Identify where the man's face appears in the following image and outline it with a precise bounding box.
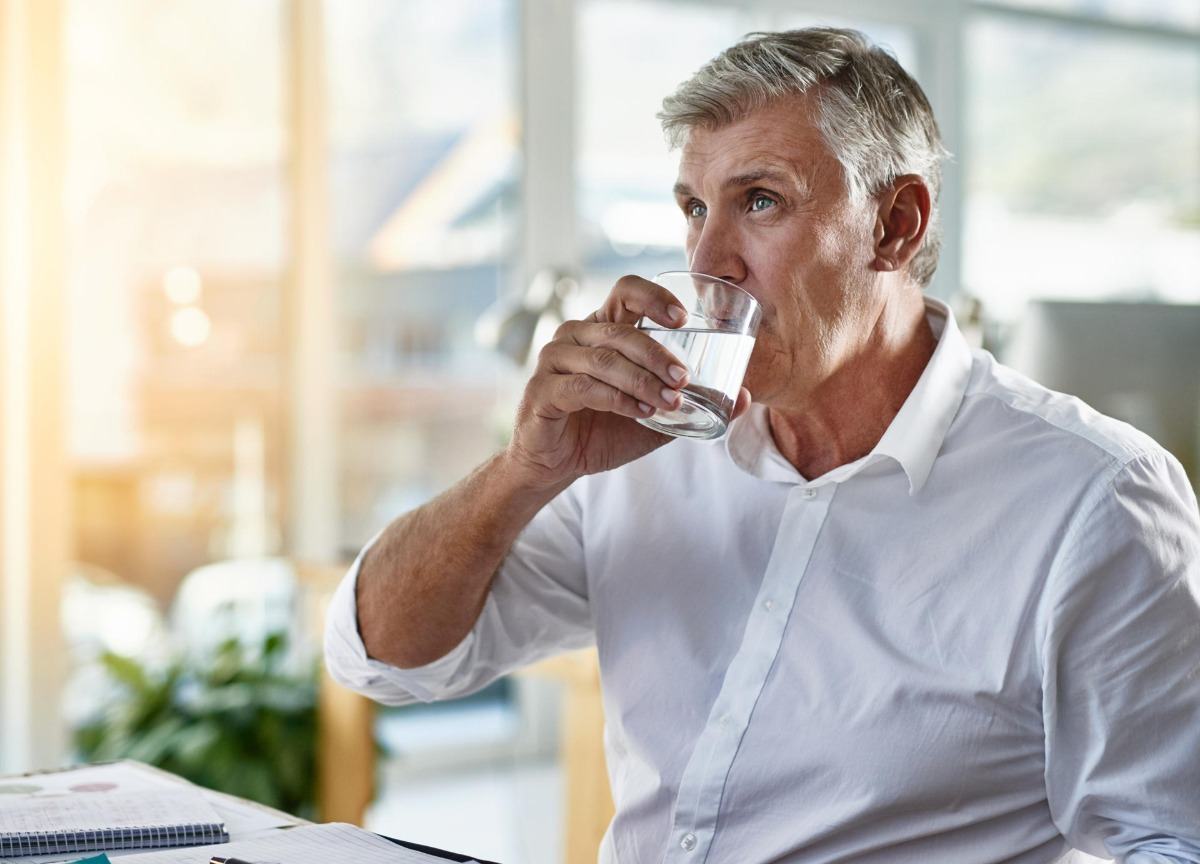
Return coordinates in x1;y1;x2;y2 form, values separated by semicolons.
673;94;880;405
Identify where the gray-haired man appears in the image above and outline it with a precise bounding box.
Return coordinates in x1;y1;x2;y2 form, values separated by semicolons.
327;28;1200;863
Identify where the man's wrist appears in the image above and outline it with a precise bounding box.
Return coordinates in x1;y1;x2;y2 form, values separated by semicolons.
490;446;576;511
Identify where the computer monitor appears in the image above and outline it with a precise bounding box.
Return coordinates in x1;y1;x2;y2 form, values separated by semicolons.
1000;300;1200;493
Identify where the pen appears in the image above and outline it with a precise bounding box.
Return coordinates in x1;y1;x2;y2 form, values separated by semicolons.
209;857;256;864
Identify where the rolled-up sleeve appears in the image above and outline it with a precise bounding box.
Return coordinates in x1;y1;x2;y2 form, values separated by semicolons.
323;479;594;706
1041;450;1200;862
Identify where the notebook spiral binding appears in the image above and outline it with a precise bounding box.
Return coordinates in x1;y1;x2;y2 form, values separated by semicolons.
0;821;229;857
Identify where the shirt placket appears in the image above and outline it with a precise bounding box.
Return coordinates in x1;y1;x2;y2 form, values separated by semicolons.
664;482;835;863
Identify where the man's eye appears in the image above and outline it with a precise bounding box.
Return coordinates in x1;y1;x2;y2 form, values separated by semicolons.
687;201;707;219
750;194;776;212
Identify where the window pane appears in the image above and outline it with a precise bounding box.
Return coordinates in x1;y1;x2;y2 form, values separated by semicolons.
981;0;1200;32
964;17;1200;320
66;0;286;605
326;0;520;551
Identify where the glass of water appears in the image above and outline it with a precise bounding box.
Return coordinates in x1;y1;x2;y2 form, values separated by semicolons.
636;271;761;440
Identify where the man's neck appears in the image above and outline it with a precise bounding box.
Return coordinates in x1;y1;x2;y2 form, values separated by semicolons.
766;294;937;481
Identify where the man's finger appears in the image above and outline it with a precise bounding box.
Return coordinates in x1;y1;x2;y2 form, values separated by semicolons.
589;275;688;328
551;320;689;391
540;343;684;412
544;373;657;420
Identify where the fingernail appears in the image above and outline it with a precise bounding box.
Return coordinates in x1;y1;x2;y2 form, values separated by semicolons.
668;364;687;383
638;402;654;415
670;306;687;323
660;387;680;407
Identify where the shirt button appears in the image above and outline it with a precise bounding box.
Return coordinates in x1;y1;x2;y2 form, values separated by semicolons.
680;833;697;852
801;488;817;499
763;599;775;612
718;714;731;727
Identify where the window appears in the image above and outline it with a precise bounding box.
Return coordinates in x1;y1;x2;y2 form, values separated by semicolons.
66;0;287;604
964;12;1200;321
982;0;1199;31
326;0;522;552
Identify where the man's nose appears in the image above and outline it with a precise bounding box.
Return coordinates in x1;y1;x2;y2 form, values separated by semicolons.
688;221;747;284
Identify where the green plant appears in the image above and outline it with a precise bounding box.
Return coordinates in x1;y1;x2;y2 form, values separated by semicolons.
74;632;318;818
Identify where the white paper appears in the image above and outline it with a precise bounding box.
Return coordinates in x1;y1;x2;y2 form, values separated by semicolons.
203;795;295;838
0;765;200;801
116;822;478;864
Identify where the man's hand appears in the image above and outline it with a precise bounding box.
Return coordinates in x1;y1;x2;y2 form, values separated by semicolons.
503;275;752;490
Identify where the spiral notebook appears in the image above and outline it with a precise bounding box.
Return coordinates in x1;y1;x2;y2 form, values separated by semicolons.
0;763;228;858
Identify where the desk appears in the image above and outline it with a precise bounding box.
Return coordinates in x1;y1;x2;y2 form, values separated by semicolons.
0;761;499;864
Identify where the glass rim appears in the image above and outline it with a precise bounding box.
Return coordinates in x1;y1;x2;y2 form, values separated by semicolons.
653;270;760;310
647;270;762;335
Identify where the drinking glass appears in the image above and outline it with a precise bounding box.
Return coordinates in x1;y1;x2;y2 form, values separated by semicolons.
636;271;761;440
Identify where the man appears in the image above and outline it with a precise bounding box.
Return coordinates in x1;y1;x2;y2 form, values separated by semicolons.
326;28;1200;863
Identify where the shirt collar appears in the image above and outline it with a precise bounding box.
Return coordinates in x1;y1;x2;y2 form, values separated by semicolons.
724;296;974;495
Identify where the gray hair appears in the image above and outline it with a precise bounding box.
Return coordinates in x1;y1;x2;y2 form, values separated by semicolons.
658;28;950;288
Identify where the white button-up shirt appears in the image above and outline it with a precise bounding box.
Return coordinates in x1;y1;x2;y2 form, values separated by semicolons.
326;298;1200;864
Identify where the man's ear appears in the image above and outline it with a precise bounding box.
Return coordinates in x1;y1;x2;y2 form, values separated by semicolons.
871;175;931;274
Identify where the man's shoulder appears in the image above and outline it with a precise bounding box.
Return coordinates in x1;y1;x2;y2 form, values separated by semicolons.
957;349;1166;478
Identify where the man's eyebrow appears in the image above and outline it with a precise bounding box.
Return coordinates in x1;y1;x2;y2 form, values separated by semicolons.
726;168;800;190
673;168;802;199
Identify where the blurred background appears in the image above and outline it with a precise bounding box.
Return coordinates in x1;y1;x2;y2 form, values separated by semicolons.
0;0;1196;862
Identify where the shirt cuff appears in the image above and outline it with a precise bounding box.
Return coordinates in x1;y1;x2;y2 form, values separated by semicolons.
323;530;476;705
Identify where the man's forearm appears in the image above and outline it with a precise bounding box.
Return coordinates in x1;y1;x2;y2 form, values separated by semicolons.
355;451;571;669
